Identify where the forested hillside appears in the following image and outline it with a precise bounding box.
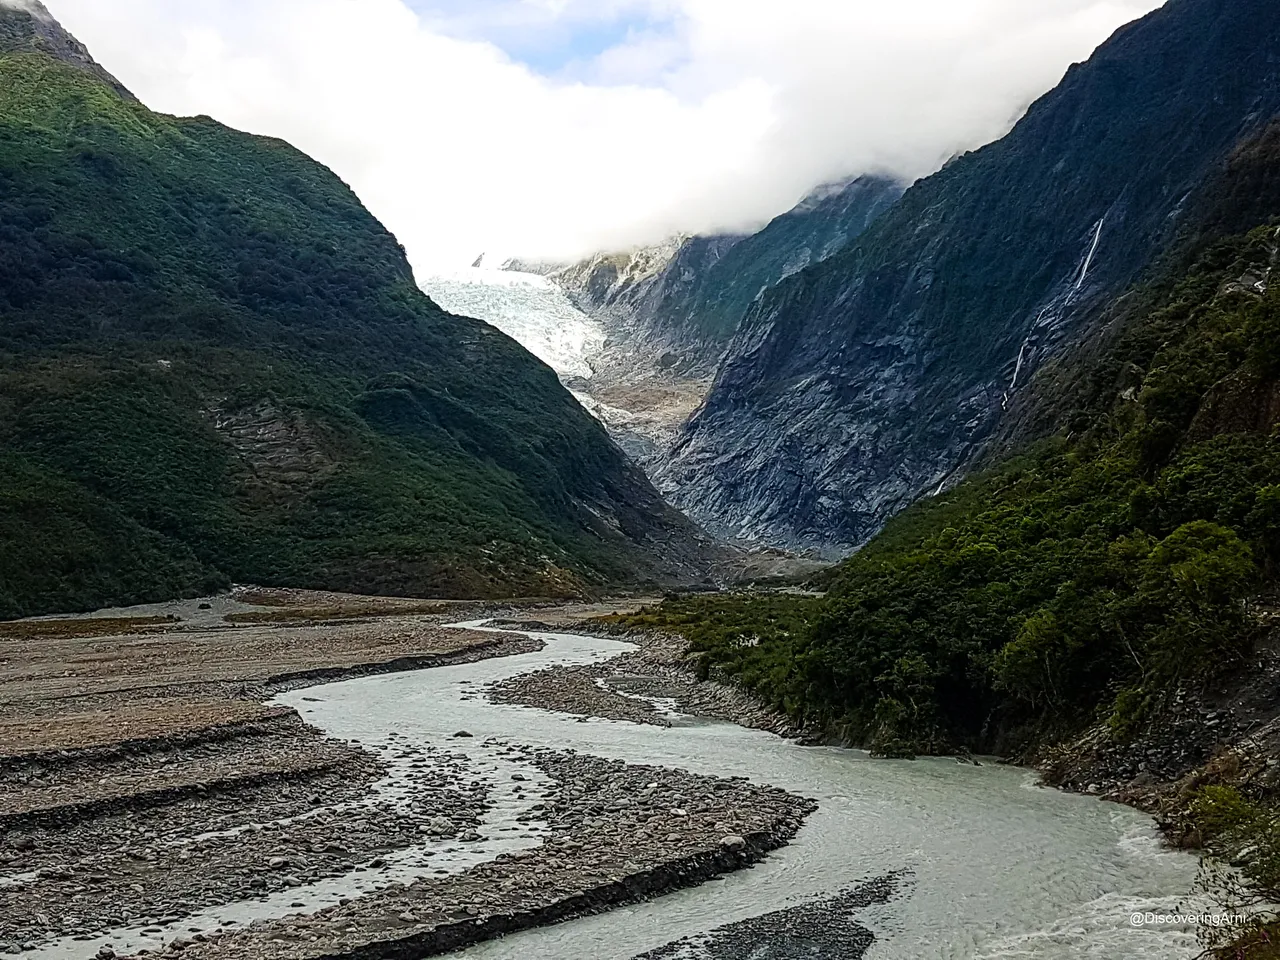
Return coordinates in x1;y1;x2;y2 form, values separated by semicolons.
0;8;717;618
623;222;1280;756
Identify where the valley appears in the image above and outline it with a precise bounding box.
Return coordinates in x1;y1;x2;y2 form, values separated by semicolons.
1;592;1201;960
3;0;1280;955
421;265;712;468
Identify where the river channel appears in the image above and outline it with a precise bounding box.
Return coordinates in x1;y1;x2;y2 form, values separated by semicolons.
295;622;1204;960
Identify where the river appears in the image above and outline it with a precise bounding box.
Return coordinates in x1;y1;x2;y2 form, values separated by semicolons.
28;620;1204;959
276;622;1203;960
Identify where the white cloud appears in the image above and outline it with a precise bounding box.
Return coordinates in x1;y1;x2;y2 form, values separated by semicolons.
46;0;1163;271
0;0;52;14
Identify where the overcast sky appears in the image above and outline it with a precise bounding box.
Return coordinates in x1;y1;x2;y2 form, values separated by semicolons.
46;0;1164;272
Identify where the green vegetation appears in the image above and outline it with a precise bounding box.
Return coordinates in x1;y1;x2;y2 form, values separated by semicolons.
0;47;696;618
1177;783;1280;957
607;593;822;685
619;226;1280;758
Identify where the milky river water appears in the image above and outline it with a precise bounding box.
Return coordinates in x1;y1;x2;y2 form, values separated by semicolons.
32;622;1207;959
298;623;1205;960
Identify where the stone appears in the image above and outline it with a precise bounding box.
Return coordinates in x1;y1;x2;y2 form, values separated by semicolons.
720;835;748;852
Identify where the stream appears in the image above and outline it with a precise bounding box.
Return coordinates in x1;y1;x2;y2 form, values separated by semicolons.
34;621;1207;958
296;622;1205;959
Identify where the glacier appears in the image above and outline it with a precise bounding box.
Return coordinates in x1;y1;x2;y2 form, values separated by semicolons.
420;267;605;382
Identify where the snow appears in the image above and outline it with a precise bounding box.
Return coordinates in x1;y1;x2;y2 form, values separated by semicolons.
420;268;606;382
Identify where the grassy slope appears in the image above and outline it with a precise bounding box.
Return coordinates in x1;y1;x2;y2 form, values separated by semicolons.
0;53;703;618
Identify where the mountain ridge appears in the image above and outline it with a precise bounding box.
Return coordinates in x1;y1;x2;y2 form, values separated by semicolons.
0;17;721;618
541;175;905;374
0;0;134;98
486;176;904;472
658;0;1280;556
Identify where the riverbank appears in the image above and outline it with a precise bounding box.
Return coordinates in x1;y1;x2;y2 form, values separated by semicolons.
558;601;1280;955
488;621;795;737
0;591;820;959
167;749;814;960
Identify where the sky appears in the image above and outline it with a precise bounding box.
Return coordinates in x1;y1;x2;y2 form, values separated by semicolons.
43;0;1166;273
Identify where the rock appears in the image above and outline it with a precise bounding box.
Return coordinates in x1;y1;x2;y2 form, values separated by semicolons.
427;816;454;835
720;835;748;852
1231;845;1259;867
452;731;475;738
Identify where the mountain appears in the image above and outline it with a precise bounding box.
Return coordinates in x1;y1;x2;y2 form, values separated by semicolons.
499;176;903;469
0;0;132;97
622;153;1280;956
658;0;1280;556
545;175;904;375
0;3;721;618
629;213;1280;755
544;234;747;375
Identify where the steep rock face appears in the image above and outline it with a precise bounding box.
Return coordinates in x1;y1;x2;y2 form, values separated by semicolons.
548;234;747;374
0;0;134;98
499;177;902;471
991;120;1280;455
673;176;906;348
544;175;904;375
659;0;1280;555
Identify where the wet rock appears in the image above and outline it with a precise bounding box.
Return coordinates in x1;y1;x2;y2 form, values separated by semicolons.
636;874;903;960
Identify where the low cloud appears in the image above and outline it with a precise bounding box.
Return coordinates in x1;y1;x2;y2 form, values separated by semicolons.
0;0;52;15
48;0;1164;271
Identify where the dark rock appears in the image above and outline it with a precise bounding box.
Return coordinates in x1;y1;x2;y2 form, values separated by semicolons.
658;0;1280;555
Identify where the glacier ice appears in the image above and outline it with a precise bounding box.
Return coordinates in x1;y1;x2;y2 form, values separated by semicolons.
420;268;606;382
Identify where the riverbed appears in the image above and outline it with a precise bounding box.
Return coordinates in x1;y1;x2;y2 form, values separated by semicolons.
273;621;1203;960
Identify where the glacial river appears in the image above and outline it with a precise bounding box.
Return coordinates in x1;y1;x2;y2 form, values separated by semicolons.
296;623;1204;960
34;622;1206;959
